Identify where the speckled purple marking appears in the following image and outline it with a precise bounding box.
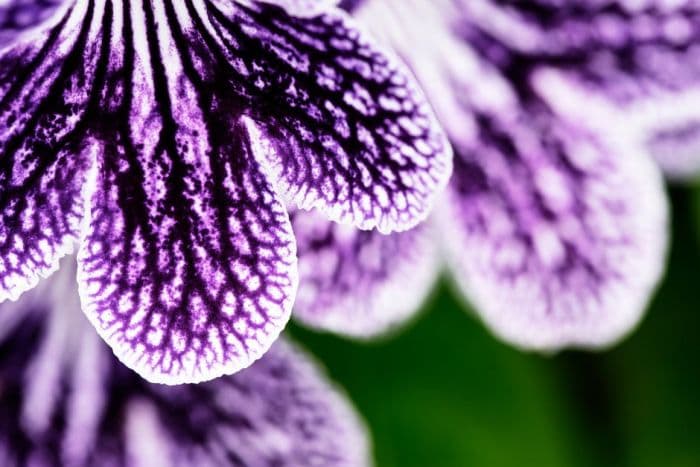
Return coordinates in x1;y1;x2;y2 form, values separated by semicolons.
0;0;451;382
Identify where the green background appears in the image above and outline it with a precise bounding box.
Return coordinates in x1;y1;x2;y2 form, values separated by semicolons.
289;187;700;467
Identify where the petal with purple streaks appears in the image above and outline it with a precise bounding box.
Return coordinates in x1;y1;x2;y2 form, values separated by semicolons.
437;109;668;350
78;116;297;384
0;262;370;466
292;208;438;338
0;2;97;304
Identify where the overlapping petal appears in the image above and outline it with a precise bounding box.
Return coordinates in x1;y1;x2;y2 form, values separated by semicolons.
0;261;371;466
0;0;450;381
292;208;438;337
356;0;670;349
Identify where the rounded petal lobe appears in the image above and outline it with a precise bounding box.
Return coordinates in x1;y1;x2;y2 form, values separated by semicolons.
437;110;669;350
209;1;451;233
292;208;438;338
0;263;370;467
78;116;297;383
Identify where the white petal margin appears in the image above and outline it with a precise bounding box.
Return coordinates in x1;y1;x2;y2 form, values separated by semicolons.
250;0;340;17
0;257;372;467
291;208;439;338
436;120;669;351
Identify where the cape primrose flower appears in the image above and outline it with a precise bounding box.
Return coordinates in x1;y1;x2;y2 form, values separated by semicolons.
0;0;451;383
292;0;689;350
0;259;370;466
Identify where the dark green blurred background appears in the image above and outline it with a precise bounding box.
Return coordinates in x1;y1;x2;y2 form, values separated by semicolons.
289;187;700;467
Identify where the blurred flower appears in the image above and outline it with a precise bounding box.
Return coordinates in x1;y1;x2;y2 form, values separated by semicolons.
0;258;371;467
0;0;451;383
294;0;687;351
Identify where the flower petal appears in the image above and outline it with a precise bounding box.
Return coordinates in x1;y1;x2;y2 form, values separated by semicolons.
78;117;297;384
437;108;668;350
0;263;370;467
0;3;97;304
292;208;438;338
211;0;451;233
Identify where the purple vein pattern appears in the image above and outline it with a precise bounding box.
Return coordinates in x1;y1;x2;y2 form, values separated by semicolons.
0;261;370;467
352;0;670;349
291;208;438;337
0;0;451;383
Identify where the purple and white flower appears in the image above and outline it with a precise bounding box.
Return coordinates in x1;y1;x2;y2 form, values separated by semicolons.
0;259;370;467
291;0;693;351
0;0;451;383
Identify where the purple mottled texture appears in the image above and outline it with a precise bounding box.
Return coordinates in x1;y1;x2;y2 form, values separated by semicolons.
0;262;370;466
291;208;437;337
355;0;669;349
0;0;450;382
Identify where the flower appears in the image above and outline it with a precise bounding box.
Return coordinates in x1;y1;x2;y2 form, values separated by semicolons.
0;258;371;466
0;0;451;383
291;0;694;351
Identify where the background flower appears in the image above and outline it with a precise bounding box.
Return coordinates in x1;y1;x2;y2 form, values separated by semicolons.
306;0;680;351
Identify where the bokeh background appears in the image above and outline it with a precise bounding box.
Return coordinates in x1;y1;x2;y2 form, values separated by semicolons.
290;187;700;467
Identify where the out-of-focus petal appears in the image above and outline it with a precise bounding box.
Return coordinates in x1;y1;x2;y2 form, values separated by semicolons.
0;260;371;466
437;108;668;350
291;208;438;338
0;0;66;46
357;0;669;350
477;0;700;179
360;0;700;178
